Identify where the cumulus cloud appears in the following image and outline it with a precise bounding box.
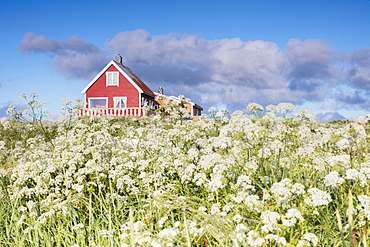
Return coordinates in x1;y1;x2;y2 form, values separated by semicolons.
347;48;370;90
337;91;366;105
333;90;370;111
106;29;288;89
18;30;370;115
19;32;110;79
285;39;342;103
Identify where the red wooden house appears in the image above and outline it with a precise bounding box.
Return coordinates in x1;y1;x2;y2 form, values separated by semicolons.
80;55;203;119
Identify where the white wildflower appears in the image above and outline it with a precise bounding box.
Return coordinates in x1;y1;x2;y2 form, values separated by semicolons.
246;231;265;247
6;104;16;115
291;183;305;195
98;230;113;238
198;206;207;213
157;227;179;240
324;171;345;187
158;216;168;228
72;223;85;230
245;195;263;212
233;214;243;223
265;234;287;245
297;109;316;121
266;104;278;113
361;167;370;179
17;214;27;225
210;203;221;215
236;175;254;190
358;195;370;220
327;154;351;167
304;188;332;206
346;169;367;184
26;200;37;209
260;210;281;233
72;184;84;193
336;138;350;149
271;179;292;199
282;208;304;227
193;173;208;186
18;206;27;212
246;103;264;113
277;102;295;114
297;233;319;246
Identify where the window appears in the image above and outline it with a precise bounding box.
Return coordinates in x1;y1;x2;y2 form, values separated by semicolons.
141;97;148;107
89;98;107;108
194;107;201;116
106;72;119;86
114;97;127;108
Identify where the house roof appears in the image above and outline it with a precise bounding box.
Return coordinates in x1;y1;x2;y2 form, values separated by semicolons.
81;60;155;96
113;60;154;96
154;92;203;110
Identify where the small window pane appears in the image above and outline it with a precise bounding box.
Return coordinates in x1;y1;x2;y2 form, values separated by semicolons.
113;73;118;84
107;73;112;84
107;72;118;86
90;99;107;108
114;98;126;108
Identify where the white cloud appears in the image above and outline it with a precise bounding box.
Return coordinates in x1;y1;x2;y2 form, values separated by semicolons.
19;32;110;79
106;30;288;89
18;30;370;115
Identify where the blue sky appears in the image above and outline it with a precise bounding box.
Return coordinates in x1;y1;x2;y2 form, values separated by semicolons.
1;0;370;121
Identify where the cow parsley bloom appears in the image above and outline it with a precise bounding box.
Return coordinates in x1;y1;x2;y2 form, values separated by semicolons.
304;188;332;206
324;171;345;187
357;195;370;220
346;169;366;182
260;210;281;233
98;230;113;238
231;223;248;245
265;234;287;245
261;210;280;224
282;208;304;227
157;227;180;241
297;109;316;121
336;138;350;149
246;103;264;113
246;231;265;247
270;178;303;207
297;233;319;246
158;216;168;228
72;224;85;230
236;175;255;190
210;203;221;215
233;214;243;223
327;154;351;167
277;102;296;115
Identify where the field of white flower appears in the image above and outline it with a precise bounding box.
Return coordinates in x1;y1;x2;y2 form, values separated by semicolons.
1;98;370;246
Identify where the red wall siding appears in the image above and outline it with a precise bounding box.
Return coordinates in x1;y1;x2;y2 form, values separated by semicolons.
85;65;140;108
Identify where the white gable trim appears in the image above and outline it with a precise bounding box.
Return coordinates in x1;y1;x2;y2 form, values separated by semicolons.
81;60;144;94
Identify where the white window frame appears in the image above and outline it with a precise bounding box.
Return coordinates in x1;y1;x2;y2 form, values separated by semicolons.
88;97;108;108
113;97;127;108
106;71;119;86
141;97;148;107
